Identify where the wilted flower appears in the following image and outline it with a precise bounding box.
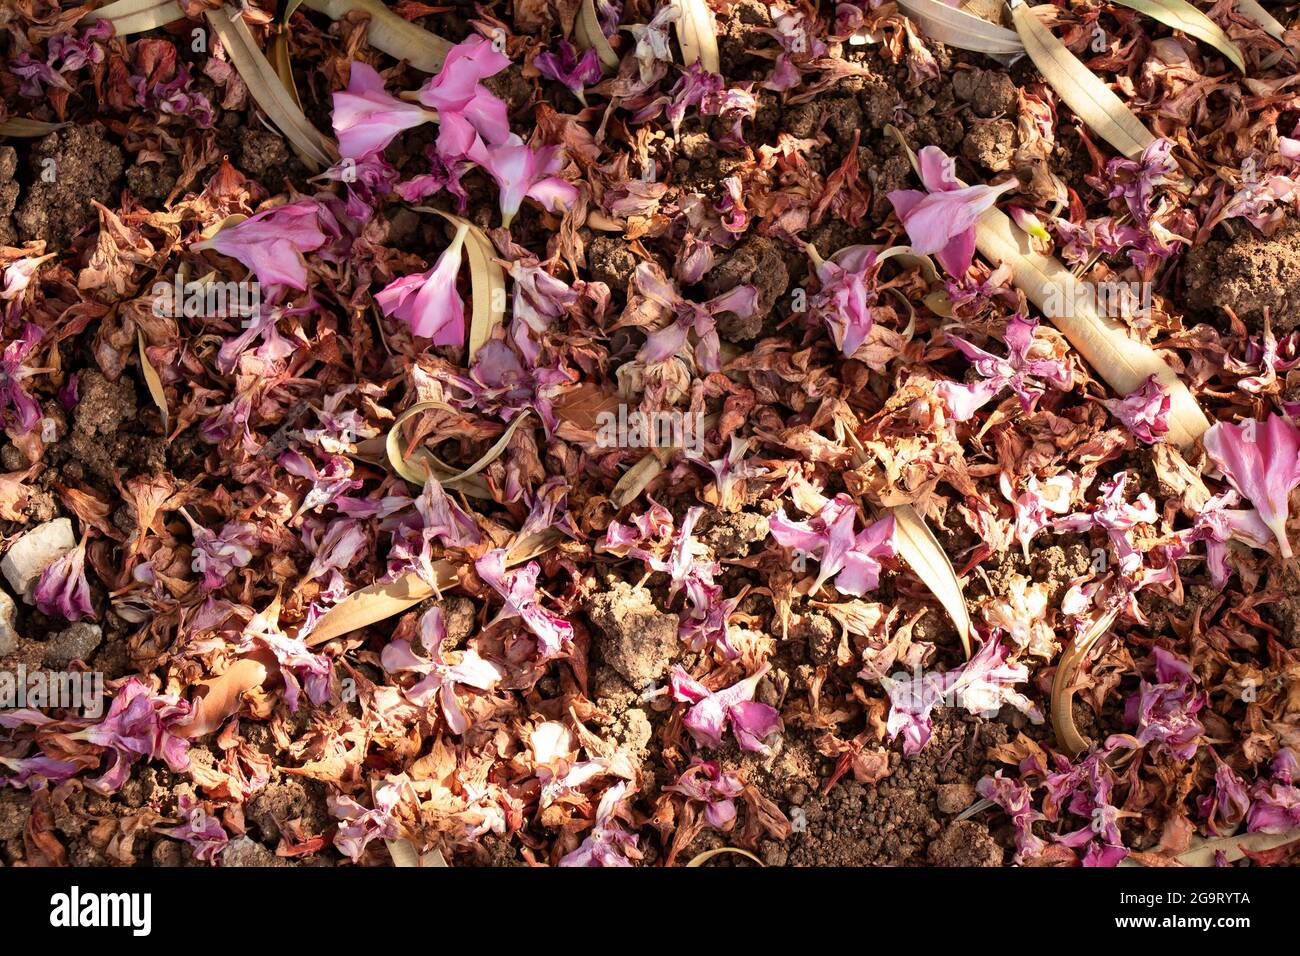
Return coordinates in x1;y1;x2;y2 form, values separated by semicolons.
665;759;744;830
624;5;680;84
72;678;191;794
1198;756;1250;836
669;664;783;755
34;537;93;622
387;478;481;586
1096;138;1179;227
559;781;641;867
977;771;1046;862
769;493;895;596
0;323;44;433
329;775;417;862
880;637;1041;756
382;607;504;734
632;261;758;373
184;514;256;592
888;146;1016;275
235;603;332;713
332;61;436;159
375;222;468;344
807;244;884;358
475;549;573;659
191;199;333;291
416;36;511;154
938;315;1072;421
157;794;229;862
1101;375;1170;444
534;41;604;104
0;753;82;789
1124;648;1205;760
1248;749;1300;834
1054;472;1157;575
1182;490;1272;589
1203;413;1300;557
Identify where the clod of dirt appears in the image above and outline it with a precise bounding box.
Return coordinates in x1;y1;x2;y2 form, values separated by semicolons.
246;778;329;843
935;782;978;814
790;612;837;664
0;146;19;246
126;160;178;202
15;124;125;248
1184;218;1300;329
952;68;1018;118
702;235;789;340
697;510;769;559
42;622;103;668
222;835;292;867
585;579;679;685
237;129;292;189
64;369;147;482
929;819;1004;866
962;119;1016;172
587;234;638;291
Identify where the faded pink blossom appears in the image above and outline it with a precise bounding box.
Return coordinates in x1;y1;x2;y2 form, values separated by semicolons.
769;493;894;596
34;537;93;622
332;61;436;159
375;223;467;344
466;134;579;228
1203;413;1300;557
191;199;333;290
669;664;783;755
1101;375;1170;444
382;607;504;734
888;146;1016;275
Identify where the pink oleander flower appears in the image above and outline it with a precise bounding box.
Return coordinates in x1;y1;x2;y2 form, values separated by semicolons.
880;636;1041;756
191;199;333;291
34;537;93;622
769;493;895;596
807;244;884;358
1;323;44;433
375;222;468;344
235;603;333;712
157;794;229;863
937;314;1072;421
669;664;783;755
1;253;53;302
1123;647;1205;760
1198;756;1251;836
685;435;765;513
183;514;257;592
381;607;504;734
665;759;744;830
332;61;436;159
303;517;367;602
508;259;579;362
1045;745;1130;866
534;41;604;104
1095;137;1178;228
416;36;511;155
1203;413;1300;558
1183;490;1272;589
466;134;579;228
1101;375;1170;444
1248;749;1300;834
329;775;416;862
888;146;1016;276
559;781;642;867
1001;472;1079;559
71;678;191;794
386;478;481;586
977;770;1046;862
475;548;573;659
632;261;758;373
1054;472;1158;576
0;753;82;788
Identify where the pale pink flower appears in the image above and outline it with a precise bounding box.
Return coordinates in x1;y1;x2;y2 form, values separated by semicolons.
374;222;468;344
467;134;578;228
1203;413;1300;557
191;199;332;290
332;61;436;159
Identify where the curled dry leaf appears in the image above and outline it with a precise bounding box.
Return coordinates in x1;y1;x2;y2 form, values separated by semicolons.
575;0;619;69
671;0;721;74
85;0;184;35
1111;0;1245;72
204;7;338;172
300;0;453;74
384;400;531;497
1009;0;1155;160
894;0;1024;57
137;328;171;433
1049;604;1120;757
685;846;764;866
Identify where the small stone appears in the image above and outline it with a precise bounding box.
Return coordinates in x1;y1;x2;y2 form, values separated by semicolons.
43;622;103;668
0;588;16;656
221;836;290;867
1;518;75;602
585;580;679;685
936;782;978;815
929;820;1004;867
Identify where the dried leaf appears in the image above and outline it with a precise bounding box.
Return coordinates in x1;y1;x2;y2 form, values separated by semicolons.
384;400;531;495
1050;604;1120;757
1010;0;1154;160
895;0;1024;56
1123;828;1300;867
176;656;271;737
137;329;171;433
86;0;183;35
575;0;619;69
204;8;337;172
299;0;453;74
685;846;764;866
0;118;70;137
417;208;505;361
1236;0;1286;40
671;0;720;73
890;503;975;657
1112;0;1245;72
